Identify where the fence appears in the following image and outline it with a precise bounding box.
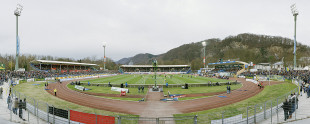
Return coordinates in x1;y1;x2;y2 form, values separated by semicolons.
196;88;299;124
79;81;241;88
9;88;116;124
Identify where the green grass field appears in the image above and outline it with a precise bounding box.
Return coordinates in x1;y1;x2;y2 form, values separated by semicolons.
67;84;146;101
12;81;134;116
174;81;298;123
67;84;147;95
82;74;231;85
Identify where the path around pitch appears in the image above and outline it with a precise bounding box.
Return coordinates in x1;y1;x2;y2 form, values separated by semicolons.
46;77;281;116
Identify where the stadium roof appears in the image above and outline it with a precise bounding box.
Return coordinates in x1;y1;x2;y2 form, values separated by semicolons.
30;60;98;66
120;65;190;68
208;61;248;65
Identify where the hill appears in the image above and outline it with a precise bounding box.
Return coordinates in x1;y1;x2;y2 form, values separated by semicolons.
117;33;310;70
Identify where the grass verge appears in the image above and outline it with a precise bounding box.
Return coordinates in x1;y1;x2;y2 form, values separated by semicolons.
174;81;297;123
13;81;136;117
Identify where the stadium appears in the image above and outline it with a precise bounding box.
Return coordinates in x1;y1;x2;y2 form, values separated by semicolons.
1;58;301;124
1;1;309;124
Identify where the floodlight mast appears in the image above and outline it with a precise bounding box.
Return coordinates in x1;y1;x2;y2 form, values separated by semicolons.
291;4;298;70
202;42;207;68
14;4;23;71
102;42;107;70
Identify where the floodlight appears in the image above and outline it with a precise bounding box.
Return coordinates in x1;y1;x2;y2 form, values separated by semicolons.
102;42;106;47
14;4;23;16
290;4;298;15
202;41;206;47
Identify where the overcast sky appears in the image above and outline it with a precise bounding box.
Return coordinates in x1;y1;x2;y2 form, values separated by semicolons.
0;0;309;61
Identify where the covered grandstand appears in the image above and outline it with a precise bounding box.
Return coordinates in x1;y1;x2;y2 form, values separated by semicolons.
208;61;249;76
30;60;98;72
119;65;191;74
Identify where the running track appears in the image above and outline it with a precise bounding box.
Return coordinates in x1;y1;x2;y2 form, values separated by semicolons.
46;78;281;116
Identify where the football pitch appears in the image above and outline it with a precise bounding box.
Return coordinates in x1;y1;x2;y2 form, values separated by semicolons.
81;74;232;85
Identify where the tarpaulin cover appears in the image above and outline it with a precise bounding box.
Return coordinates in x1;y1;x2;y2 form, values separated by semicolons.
70;110;115;124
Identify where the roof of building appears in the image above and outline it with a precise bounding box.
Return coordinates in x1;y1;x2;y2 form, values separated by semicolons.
120;65;190;68
208;61;248;65
30;60;98;66
273;61;284;65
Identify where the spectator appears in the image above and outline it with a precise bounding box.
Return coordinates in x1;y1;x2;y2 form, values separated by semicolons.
18;99;24;120
54;88;57;96
226;86;229;94
108;82;111;87
307;85;310;98
282;99;289;121
138;86;141;93
288;97;293;119
0;87;2;99
295;93;299;109
300;85;303;96
12;98;19;115
7;94;11;110
141;86;144;93
23;98;27;110
291;94;296;113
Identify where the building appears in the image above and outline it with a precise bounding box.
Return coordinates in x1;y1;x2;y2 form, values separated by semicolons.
119;65;191;74
30;60;98;73
207;61;249;76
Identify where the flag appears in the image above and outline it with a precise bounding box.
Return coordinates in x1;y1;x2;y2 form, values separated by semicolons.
16;36;20;56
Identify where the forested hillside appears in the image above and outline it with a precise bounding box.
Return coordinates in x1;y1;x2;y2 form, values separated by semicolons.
118;33;310;70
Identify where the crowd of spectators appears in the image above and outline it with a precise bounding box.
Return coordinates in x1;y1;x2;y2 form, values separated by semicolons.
241;70;310;83
0;70;107;84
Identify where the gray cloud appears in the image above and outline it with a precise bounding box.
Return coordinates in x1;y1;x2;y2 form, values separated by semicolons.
0;0;309;61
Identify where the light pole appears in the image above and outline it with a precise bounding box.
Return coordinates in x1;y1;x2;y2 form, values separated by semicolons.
291;4;298;70
202;41;207;68
102;42;107;70
14;4;23;71
152;59;158;91
269;63;271;86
